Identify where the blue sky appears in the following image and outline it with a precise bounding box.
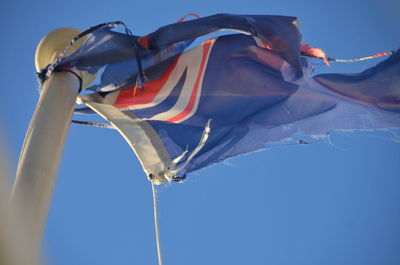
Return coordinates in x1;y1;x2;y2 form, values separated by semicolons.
0;0;399;265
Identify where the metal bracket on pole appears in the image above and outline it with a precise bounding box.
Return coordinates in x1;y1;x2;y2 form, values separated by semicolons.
10;27;97;260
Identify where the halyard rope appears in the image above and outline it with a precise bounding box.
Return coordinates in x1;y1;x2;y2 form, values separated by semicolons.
71;120;114;129
151;182;163;265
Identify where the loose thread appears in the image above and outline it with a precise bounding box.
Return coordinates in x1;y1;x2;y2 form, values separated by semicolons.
301;50;395;63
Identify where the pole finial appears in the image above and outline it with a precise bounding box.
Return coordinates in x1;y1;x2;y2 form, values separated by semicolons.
35;27;97;89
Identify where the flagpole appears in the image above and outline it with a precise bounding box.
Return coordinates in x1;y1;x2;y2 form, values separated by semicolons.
1;133;41;265
10;71;80;253
10;28;94;260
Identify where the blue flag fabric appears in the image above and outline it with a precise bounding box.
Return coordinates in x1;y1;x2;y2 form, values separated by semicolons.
54;14;400;184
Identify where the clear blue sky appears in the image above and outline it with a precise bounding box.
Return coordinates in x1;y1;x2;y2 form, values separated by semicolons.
0;0;399;265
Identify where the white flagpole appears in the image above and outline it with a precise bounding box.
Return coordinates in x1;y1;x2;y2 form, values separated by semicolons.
10;71;81;255
10;28;95;260
1;133;41;265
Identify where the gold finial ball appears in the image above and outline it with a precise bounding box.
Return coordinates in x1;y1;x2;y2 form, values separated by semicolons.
35;28;83;72
35;28;97;89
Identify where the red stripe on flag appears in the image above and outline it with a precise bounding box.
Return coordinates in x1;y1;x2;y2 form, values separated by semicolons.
113;57;180;108
165;40;212;123
138;35;150;49
261;40;272;50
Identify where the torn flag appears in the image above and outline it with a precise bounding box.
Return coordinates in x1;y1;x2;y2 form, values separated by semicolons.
46;14;399;184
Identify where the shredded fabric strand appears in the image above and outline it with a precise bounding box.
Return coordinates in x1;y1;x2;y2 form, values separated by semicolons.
165;119;212;180
151;182;163;265
301;50;395;62
71;120;114;129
